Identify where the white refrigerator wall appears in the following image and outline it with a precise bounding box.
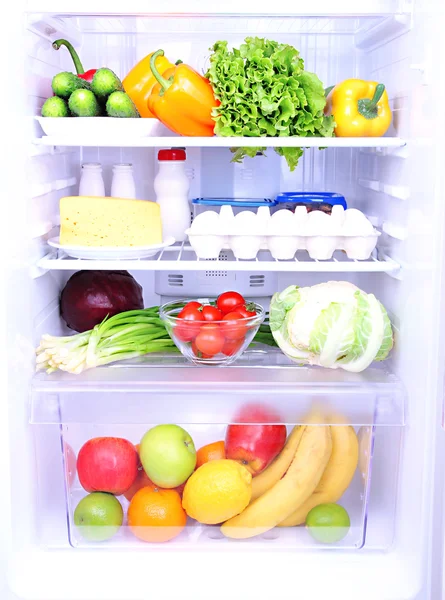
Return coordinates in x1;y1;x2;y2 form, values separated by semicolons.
2;1;445;599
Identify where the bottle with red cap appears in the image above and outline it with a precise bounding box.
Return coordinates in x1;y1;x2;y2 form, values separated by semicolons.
154;148;191;242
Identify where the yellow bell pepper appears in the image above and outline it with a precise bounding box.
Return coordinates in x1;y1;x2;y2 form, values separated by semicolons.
123;52;176;118
325;79;392;137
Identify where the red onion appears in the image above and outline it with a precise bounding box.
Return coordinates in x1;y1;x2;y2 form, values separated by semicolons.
60;270;144;332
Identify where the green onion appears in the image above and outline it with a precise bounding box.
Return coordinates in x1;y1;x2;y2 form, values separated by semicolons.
36;309;179;374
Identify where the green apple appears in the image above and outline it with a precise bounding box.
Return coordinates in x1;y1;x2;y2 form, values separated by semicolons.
139;424;196;488
74;492;123;542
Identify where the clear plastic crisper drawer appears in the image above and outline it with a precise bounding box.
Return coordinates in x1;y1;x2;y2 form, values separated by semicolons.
31;358;404;551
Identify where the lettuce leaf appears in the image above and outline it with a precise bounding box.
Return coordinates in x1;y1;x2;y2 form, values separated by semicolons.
206;37;335;171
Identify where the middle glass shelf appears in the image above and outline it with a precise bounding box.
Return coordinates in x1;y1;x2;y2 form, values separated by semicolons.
31;351;405;426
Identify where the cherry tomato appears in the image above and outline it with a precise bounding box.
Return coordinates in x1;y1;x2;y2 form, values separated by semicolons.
222;311;248;340
202;305;223;322
195;324;225;356
191;340;213;359
174;306;204;342
181;301;203;313
216;291;246;315
222;337;244;356
235;303;257;318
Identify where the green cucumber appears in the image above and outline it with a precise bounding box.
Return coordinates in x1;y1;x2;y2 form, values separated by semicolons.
106;91;140;118
41;96;69;117
91;68;124;102
68;89;102;117
52;72;91;99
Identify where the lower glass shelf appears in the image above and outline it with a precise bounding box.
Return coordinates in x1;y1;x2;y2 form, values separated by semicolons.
31;350;405;426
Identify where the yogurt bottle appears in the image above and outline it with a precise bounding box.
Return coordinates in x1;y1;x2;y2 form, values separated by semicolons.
154;148;191;242
79;163;105;197
111;163;137;199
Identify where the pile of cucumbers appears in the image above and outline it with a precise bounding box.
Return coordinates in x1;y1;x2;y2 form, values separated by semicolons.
41;68;140;118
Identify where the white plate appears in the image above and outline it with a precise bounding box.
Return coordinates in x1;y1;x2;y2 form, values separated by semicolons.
48;236;175;260
36;116;173;138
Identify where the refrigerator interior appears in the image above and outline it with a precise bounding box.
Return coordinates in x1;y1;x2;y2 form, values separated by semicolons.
4;2;445;599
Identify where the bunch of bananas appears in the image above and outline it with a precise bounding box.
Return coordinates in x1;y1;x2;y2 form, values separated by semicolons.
221;422;359;539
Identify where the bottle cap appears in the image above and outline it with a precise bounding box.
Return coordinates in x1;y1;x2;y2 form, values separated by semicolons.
112;163;133;170
158;149;186;161
82;162;102;169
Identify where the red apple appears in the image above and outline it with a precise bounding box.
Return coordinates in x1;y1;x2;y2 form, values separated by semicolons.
225;405;287;476
77;437;138;495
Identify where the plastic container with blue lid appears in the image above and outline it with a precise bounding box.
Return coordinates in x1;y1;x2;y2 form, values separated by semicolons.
275;192;347;213
192;197;277;218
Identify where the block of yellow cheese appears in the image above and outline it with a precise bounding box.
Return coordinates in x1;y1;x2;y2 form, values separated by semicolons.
59;196;162;247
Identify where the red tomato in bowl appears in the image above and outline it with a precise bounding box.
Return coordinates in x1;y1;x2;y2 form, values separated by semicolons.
202;305;223;322
174;306;204;342
216;291;246;315
195;324;225;356
222;337;244;356
182;301;202;311
235;304;257;318
191;339;213;359
222;311;248;340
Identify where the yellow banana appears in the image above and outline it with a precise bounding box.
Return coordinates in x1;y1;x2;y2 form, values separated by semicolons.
278;425;358;527
250;425;305;501
221;425;332;539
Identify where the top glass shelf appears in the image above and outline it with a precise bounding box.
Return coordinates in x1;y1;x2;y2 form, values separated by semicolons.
29;1;405;18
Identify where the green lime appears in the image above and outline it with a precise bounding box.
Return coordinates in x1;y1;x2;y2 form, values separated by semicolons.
74;492;123;542
306;503;350;544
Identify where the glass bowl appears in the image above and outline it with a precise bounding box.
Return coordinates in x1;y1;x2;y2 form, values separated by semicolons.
160;300;265;365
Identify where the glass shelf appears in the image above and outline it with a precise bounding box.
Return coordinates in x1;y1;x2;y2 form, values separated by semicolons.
31;351;405;426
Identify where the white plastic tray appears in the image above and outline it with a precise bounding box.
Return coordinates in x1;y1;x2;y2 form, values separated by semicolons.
187;206;381;261
36;116;173;138
48;236;175;260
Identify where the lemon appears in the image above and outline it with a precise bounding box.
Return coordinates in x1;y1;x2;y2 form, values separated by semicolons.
306;502;350;544
182;459;252;524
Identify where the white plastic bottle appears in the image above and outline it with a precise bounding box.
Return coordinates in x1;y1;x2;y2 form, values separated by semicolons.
111;163;136;199
154;148;191;242
78;163;105;197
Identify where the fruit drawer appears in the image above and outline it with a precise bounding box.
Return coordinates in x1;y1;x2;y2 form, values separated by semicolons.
31;364;405;551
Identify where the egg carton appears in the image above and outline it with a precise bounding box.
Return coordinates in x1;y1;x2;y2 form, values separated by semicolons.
186;205;381;261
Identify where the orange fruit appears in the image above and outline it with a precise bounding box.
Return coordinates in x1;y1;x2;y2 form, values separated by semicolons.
196;440;225;469
128;486;187;543
123;468;154;502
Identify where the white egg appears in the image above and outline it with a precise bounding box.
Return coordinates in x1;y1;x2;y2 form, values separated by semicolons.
190;210;221;234
304;210;336;236
342;209;375;236
267;209;295;235
232;210;259;235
